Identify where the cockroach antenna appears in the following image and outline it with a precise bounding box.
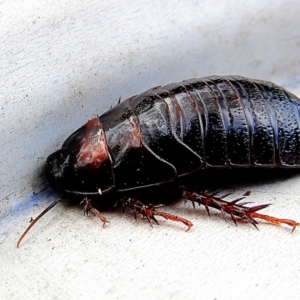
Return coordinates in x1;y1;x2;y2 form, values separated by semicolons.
17;198;61;248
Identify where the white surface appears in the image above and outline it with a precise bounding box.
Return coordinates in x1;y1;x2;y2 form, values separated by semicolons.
1;1;300;299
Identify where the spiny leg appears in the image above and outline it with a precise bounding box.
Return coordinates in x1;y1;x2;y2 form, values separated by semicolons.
80;197;110;226
181;187;299;232
120;197;193;231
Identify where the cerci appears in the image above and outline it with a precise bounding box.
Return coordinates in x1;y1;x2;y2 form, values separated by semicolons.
17;76;299;247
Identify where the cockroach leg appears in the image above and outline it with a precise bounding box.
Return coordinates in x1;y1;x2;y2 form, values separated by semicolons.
246;212;299;233
80;197;110;227
181;187;299;232
120;197;193;231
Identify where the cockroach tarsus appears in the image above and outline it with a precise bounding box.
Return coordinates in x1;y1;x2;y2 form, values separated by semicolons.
17;75;300;247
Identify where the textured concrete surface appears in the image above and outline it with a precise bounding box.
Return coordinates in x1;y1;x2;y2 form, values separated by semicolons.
1;1;300;299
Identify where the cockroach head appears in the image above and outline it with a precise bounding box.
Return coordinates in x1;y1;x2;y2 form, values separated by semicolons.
46;118;115;196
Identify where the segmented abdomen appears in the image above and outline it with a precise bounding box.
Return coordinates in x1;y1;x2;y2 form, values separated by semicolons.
101;76;300;191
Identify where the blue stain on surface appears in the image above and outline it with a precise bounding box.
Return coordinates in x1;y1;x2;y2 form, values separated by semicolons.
0;186;57;228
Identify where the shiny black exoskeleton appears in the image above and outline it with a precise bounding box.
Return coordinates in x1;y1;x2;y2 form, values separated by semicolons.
46;76;300;196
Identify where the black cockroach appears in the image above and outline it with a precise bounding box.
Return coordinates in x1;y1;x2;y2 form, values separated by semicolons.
17;75;299;247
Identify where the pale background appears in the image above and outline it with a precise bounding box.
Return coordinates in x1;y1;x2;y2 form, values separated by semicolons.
1;1;300;299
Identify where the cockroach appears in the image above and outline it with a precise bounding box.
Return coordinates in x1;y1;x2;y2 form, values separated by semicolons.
17;75;299;247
